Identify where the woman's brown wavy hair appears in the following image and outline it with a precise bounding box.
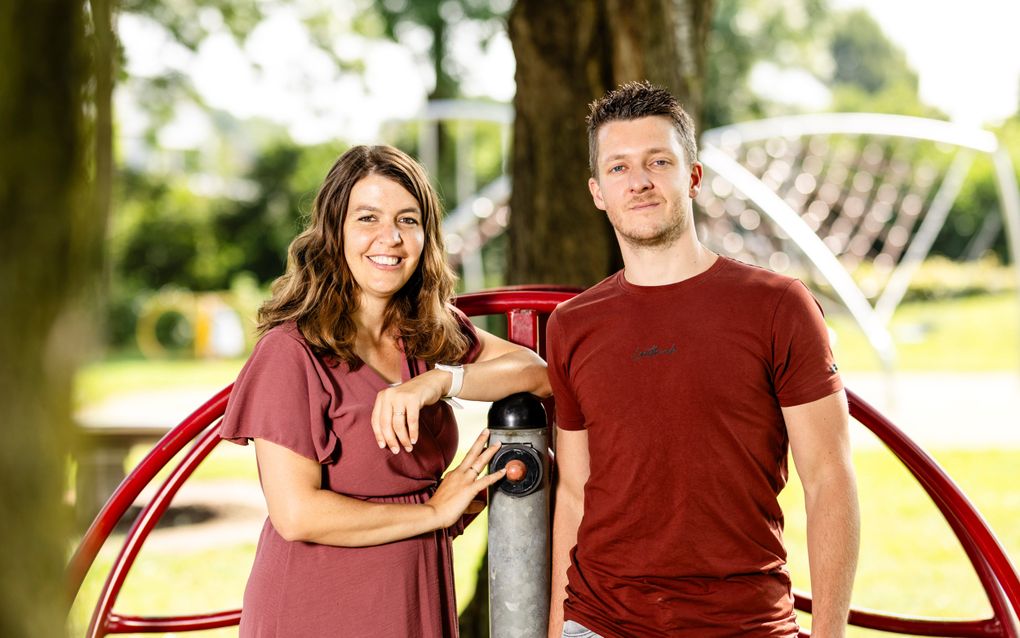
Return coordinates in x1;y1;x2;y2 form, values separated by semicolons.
257;144;470;367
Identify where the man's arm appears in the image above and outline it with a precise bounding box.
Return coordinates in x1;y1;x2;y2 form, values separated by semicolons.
548;427;590;638
784;389;859;638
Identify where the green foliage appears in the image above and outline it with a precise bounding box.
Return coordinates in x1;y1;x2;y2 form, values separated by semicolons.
115;171;209;290
105;139;344;347
829;82;944;118
120;0;263;50
370;0;510;99
938;156;1010;261
829;10;916;95
705;0;831;128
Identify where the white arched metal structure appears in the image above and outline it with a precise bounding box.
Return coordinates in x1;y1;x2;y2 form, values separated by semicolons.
701;113;1020;368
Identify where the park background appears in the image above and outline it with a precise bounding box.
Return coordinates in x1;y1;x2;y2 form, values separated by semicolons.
2;0;1019;636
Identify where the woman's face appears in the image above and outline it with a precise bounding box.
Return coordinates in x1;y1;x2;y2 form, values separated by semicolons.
342;173;426;304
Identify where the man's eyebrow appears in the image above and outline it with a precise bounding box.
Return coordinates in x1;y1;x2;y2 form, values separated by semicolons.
603;147;676;162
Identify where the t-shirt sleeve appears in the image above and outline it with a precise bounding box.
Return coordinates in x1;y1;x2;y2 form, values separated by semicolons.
449;304;483;364
546;311;586;430
219;328;339;463
771;280;843;407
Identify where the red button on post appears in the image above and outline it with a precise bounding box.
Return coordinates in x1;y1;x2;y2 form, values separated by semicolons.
505;459;527;483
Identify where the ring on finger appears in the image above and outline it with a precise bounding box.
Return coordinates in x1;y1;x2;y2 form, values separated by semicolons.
393;410;405;416
468;466;481;475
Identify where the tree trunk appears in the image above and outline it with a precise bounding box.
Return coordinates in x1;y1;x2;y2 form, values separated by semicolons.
507;0;714;287
0;1;101;635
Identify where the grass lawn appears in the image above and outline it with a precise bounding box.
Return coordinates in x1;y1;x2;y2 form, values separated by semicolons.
74;355;245;407
828;292;1020;372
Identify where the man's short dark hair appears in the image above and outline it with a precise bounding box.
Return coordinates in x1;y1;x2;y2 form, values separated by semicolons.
586;81;698;176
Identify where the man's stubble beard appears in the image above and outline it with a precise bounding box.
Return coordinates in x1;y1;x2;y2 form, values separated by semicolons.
613;199;691;250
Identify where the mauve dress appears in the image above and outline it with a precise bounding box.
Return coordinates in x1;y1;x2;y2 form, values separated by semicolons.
220;312;480;638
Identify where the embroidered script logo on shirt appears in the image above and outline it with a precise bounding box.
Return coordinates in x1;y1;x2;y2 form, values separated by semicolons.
633;343;677;361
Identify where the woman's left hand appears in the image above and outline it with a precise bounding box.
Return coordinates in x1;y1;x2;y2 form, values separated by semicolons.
371;369;449;454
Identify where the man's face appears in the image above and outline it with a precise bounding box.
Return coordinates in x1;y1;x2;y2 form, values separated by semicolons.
588;116;703;249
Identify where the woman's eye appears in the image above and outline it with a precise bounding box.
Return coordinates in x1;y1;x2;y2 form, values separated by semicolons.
399;217;420;225
358;215;376;222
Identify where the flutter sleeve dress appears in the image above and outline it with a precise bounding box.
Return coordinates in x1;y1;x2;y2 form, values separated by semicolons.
220;308;481;638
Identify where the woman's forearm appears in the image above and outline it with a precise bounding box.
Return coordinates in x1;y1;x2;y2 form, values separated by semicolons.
273;489;441;547
257;429;505;547
457;348;551;400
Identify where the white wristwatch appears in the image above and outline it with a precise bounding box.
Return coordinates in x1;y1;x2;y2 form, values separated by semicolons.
435;363;465;398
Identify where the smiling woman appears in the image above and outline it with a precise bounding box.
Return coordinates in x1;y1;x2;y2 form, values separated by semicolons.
343;174;425;303
219;144;550;637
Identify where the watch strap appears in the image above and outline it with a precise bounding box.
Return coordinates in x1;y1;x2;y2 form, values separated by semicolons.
435;363;465;398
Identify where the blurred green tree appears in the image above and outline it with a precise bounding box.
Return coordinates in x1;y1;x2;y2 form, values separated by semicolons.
705;0;830;129
830;9;916;95
371;0;509;100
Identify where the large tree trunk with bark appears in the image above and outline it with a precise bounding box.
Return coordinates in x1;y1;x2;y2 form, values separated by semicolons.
0;1;104;635
507;0;714;287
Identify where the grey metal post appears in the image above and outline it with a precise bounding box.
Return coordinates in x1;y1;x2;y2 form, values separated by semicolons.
487;393;550;638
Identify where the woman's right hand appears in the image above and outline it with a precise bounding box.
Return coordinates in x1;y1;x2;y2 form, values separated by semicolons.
427;429;506;529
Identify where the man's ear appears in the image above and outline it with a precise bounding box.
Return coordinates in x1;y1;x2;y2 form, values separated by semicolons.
689;162;704;198
589;177;607;211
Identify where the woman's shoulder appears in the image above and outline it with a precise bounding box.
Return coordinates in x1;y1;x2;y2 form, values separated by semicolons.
261;320;305;343
250;321;315;363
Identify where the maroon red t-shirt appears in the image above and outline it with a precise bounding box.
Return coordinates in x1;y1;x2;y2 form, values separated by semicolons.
546;256;842;638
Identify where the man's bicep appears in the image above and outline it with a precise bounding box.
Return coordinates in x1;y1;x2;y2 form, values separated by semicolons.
784;389;852;486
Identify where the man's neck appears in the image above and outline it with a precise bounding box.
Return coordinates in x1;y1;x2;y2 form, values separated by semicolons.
619;235;717;287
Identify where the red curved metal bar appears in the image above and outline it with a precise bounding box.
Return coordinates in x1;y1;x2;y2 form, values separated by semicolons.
66;289;1020;637
454;289;578;318
86;422;229;637
106;610;241;633
67;386;233;601
795;595;1002;637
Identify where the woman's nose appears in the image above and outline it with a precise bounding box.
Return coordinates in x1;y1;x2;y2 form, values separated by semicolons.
377;221;403;245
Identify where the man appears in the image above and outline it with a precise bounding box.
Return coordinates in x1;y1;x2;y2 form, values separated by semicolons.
546;81;860;638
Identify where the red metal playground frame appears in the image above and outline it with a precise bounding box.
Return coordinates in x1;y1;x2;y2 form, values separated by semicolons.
67;288;1020;637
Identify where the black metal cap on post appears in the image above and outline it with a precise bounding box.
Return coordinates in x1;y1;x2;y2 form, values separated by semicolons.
487;393;547;430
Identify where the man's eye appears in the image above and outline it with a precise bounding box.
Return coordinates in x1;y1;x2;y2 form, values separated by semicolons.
609;165;624;174
652;159;670;167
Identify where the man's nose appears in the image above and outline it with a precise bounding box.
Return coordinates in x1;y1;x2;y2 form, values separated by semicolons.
629;168;653;191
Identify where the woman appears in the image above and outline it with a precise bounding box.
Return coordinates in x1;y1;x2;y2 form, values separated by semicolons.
220;145;550;637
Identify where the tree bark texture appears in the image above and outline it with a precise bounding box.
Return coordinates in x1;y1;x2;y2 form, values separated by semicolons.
507;0;714;287
0;1;98;635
